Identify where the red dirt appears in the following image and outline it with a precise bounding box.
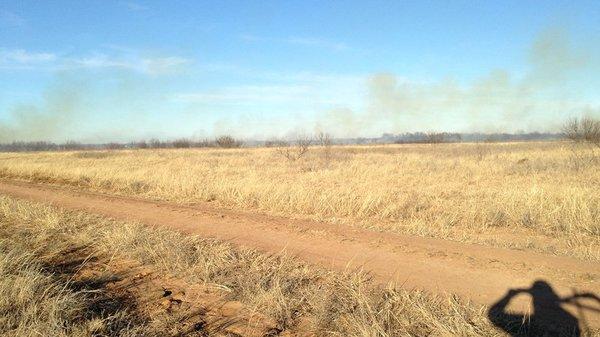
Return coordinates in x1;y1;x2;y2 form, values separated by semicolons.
51;246;288;336
0;179;598;328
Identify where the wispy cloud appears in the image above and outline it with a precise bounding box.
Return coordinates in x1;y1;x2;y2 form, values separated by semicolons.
0;48;190;75
172;69;365;112
286;37;349;51
240;34;350;51
0;49;57;70
255;70;362;84
120;1;148;12
174;85;312;105
0;49;56;63
0;10;26;27
70;54;190;74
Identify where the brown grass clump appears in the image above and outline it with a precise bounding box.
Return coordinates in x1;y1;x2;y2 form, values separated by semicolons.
0;195;529;336
0;141;598;260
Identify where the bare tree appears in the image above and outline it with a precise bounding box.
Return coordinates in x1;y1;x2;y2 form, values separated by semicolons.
563;117;600;147
264;138;287;148
425;132;446;144
149;138;167;149
172;138;192;148
563;118;581;142
315;131;333;163
581;117;600;147
105;142;125;150
134;140;148;149
276;135;311;161
315;131;332;147
563;116;600;169
61;141;84;151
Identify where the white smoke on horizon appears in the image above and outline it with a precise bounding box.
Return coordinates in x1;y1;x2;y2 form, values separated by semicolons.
1;27;599;143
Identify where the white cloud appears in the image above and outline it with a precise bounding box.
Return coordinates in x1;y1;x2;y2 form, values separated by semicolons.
174;85;312;104
0;10;26;27
239;34;265;42
256;70;362;85
141;56;189;75
120;1;148;12
0;48;190;75
0;49;56;64
0;49;56;70
70;54;190;74
241;34;350;52
172;70;366;111
287;37;349;51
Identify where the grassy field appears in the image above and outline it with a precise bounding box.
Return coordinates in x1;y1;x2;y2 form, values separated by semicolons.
0;195;522;337
0;141;598;261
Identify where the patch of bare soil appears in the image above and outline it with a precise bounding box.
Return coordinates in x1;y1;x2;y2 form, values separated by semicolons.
48;246;298;337
0;179;598;329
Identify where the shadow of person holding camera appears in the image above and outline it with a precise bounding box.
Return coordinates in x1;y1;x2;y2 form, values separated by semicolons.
488;280;600;337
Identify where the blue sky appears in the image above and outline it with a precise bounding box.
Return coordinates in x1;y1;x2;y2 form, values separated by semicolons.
1;1;599;142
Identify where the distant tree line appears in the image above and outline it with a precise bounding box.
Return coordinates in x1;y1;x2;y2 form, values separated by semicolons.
0;128;585;153
0;136;244;152
0;141;88;152
381;132;561;144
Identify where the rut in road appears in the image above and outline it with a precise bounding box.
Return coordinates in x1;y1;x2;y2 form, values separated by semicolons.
0;179;598;328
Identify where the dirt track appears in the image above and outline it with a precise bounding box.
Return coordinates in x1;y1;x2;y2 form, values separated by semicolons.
0;179;598;327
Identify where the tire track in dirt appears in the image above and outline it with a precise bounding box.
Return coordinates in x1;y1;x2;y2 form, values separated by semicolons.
0;179;598;328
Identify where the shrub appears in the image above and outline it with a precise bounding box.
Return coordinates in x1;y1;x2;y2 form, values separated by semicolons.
276;135;311;161
173;138;192;148
134;140;148;149
61;140;84;151
149;138;167;149
215;135;242;148
105;142;125;150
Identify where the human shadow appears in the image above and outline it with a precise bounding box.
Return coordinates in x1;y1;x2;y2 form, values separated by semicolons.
488;280;600;337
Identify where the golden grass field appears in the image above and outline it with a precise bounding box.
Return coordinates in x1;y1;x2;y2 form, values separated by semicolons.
0;141;598;261
1;141;599;336
0;195;510;336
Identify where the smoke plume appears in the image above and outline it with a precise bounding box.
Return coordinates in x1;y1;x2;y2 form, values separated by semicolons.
0;75;86;142
1;27;599;143
320;27;600;136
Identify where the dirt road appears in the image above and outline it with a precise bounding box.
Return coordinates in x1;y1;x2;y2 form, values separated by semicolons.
0;179;598;328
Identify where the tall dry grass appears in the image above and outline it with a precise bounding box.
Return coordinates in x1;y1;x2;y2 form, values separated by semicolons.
0;195;533;336
0;214;158;336
0;141;598;260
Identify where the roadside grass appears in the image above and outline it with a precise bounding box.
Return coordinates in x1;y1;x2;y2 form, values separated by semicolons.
0;142;597;261
0;223;157;336
0;195;522;337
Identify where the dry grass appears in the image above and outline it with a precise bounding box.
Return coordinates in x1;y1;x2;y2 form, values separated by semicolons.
0;195;532;336
0;214;157;336
0;141;598;260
